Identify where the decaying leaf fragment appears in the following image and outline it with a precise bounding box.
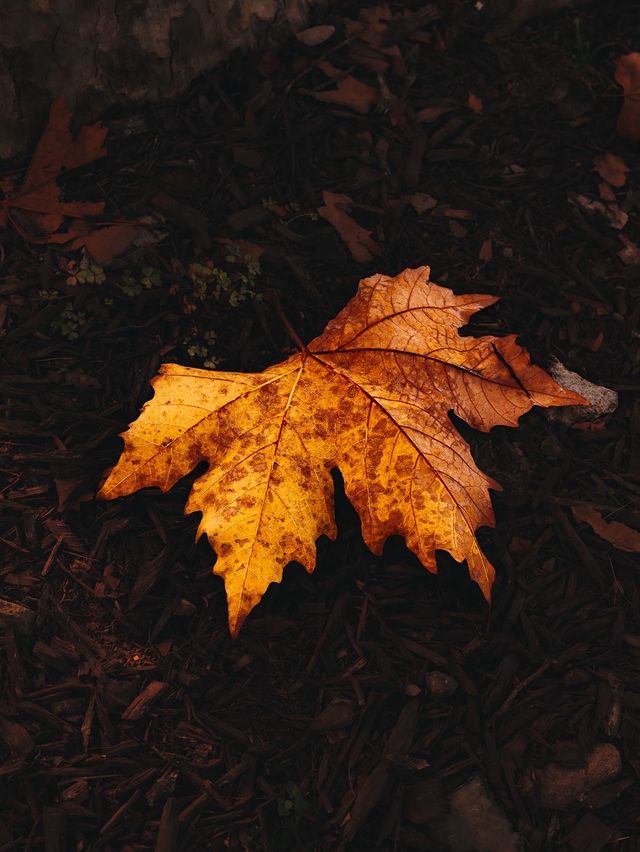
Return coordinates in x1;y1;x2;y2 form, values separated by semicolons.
99;267;584;636
615;53;640;142
318;191;380;262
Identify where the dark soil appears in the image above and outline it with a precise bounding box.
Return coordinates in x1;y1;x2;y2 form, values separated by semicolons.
1;2;640;850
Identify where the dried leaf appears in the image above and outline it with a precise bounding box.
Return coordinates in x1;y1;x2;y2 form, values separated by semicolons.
357;4;393;45
99;267;584;636
66;223;144;265
618;234;640;265
407;192;437;214
443;209;475;221
296;24;336;47
317;191;380;262
572;505;640;553
597;181;617;202
347;41;392;74
593;153;629;188
348;4;405;74
572;194;628;230
615;53;640;141
0;98;106;243
449;221;468;238
417;105;455;123
478;239;493;262
467;92;483;113
0;98;144;263
301;62;379;113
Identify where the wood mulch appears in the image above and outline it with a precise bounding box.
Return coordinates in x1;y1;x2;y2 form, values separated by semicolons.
1;1;639;849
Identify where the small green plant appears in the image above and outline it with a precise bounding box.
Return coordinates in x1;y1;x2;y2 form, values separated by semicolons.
141;266;162;289
66;259;106;286
183;328;218;368
276;782;309;823
52;305;87;340
120;271;141;297
37;288;61;302
119;265;162;298
188;244;261;308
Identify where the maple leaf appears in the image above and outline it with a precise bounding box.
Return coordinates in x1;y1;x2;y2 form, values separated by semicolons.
98;267;584;636
0;97;144;263
0;98;107;242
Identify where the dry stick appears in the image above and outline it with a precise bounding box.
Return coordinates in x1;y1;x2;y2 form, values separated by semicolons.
264;289;308;354
549;500;602;586
491;658;554;721
100;788;143;835
41;536;63;576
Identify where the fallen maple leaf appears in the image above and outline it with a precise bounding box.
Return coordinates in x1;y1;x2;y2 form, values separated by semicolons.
318;191;380;262
0;97;148;263
615;53;640;141
572;505;640;553
98;267;584;636
0;97;106;241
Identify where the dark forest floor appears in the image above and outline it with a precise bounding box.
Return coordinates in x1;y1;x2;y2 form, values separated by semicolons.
1;1;640;850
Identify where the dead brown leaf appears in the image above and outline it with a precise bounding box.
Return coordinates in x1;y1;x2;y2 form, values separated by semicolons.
615;53;640;141
407;193;437;214
572;505;640;553
300;62;379;114
443;209;476;221
449;221;468;238
467;92;483;113
0;97;149;263
296;24;336;47
593;153;629;188
318;191;380;261
67;223;144;265
479;238;493;262
618;234;640;265
0;97;106;245
347;42;392;74
597;181;617;202
572;194;628;230
417;105;456;123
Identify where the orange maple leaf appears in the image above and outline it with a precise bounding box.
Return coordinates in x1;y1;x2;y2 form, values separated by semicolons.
98;267;584;636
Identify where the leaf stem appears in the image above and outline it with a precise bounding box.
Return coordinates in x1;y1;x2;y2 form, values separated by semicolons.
266;289;308;354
